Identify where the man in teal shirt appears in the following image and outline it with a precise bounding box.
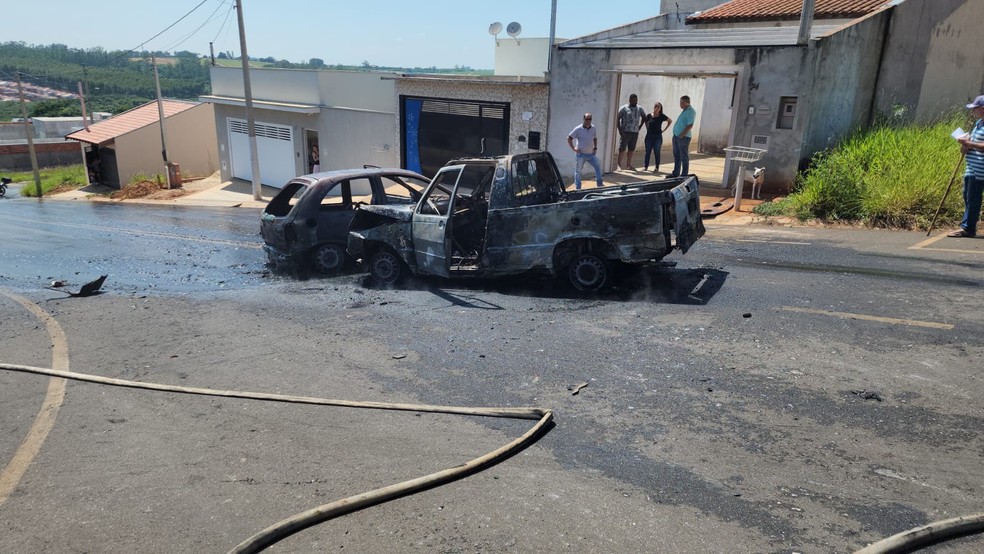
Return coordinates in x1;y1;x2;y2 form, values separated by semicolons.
669;95;697;177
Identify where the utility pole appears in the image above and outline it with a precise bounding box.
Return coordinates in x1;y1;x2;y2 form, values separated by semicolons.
81;64;94;125
209;42;216;66
235;0;263;201
547;0;557;76
15;72;42;197
77;82;90;132
152;55;173;188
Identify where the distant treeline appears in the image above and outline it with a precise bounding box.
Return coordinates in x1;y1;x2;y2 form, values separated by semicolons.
0;42;490;121
0;42;212;120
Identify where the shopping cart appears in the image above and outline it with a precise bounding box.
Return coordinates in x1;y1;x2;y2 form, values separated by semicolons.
723;146;766;211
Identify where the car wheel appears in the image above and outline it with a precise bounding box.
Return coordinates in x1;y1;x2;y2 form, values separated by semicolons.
311;243;348;275
368;249;404;285
569;253;608;292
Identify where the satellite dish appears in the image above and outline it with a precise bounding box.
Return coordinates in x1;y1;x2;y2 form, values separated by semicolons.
506;22;522;38
489;22;503;36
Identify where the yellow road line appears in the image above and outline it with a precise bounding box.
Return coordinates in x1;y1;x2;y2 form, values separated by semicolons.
910;233;948;250
910;233;983;254
780;306;954;330
0;291;69;507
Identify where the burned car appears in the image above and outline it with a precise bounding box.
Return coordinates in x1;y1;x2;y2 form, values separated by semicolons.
260;168;429;273
347;152;705;291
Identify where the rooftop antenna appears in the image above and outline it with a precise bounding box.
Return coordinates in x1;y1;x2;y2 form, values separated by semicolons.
506;21;522;45
489;21;503;46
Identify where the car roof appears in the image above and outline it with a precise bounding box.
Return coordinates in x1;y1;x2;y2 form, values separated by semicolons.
290;167;429;187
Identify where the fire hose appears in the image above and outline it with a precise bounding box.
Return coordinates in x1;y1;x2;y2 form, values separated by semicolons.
0;362;552;553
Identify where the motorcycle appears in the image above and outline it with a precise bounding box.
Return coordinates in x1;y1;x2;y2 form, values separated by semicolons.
0;177;10;198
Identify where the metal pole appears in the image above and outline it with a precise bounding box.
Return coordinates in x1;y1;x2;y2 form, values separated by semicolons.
235;0;263;201
209;42;216;66
547;0;557;76
152;55;172;188
15;72;42;197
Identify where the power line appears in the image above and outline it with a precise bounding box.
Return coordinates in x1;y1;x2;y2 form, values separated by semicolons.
160;0;231;53
212;1;235;43
97;0;213;67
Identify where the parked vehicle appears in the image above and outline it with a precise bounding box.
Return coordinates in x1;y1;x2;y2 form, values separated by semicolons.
260;168;430;274
0;177;10;198
347;152;705;291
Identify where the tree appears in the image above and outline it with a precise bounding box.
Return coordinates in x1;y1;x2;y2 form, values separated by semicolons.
309;58;325;69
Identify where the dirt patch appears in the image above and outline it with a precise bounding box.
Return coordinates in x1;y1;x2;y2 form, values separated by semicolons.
110;180;193;201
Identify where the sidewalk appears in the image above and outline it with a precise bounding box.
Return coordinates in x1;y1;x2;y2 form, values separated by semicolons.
50;172;274;209
48;164;766;223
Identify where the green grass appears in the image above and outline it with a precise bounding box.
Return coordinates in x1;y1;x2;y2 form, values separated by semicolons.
9;165;89;197
754;114;969;228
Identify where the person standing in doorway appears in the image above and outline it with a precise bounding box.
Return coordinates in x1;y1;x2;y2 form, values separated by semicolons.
616;94;647;171
669;95;697;178
568;113;604;189
949;95;984;237
643;102;672;173
309;144;321;173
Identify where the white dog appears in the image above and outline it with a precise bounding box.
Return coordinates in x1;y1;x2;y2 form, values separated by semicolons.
731;166;766;199
751;167;765;200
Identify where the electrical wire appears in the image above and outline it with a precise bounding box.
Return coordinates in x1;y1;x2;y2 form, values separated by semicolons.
159;0;232;54
212;1;235;43
99;0;213;67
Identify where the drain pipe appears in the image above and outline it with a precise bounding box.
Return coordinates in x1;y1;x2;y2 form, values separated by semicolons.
797;0;816;46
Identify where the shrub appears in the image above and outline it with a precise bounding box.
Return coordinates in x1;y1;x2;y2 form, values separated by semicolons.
762;113;968;228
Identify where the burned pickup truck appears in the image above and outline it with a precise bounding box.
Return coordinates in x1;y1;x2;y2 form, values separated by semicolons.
347;152;705;291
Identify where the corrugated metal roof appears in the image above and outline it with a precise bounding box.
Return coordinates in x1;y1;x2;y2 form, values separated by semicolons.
560;22;844;50
66;100;199;145
687;0;892;23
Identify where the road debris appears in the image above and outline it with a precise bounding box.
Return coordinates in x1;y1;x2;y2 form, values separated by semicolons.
568;382;589;395
48;275;108;298
852;389;883;402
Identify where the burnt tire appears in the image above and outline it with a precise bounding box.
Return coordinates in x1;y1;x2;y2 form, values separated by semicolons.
569;253;608;292
368;249;405;285
311;243;348;275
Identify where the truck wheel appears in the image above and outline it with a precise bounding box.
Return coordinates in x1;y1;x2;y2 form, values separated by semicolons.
311;243;348;275
368;250;405;285
569;253;608;292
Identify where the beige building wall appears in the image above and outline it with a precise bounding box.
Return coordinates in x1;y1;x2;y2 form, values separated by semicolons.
395;79;550;162
494;38;556;77
114;103;218;184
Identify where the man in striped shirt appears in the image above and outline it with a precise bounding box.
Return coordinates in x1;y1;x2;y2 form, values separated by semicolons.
950;95;984;238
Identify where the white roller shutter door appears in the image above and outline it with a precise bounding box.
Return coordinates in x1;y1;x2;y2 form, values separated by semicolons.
228;118;295;188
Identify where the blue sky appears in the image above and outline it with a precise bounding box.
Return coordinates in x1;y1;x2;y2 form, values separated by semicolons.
6;0;663;68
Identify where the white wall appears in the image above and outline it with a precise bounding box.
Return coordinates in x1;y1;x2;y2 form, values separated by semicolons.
494;37;556;77
617;75;707;150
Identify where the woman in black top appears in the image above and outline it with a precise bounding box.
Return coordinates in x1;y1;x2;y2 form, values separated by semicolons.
643;102;672;173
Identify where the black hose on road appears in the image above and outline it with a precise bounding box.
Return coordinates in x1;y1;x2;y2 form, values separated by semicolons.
0;362;553;553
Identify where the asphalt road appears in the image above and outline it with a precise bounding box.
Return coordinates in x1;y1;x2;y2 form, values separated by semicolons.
1;194;982;553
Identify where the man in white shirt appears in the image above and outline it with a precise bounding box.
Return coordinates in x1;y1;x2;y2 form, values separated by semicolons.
567;113;604;189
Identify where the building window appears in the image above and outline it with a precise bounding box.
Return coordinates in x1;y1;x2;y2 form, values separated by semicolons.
777;97;797;130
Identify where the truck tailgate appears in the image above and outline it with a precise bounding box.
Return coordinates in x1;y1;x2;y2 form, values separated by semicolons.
670;178;705;254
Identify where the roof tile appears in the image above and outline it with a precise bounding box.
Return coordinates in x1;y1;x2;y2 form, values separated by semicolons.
66;100;199;145
687;0;892;23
